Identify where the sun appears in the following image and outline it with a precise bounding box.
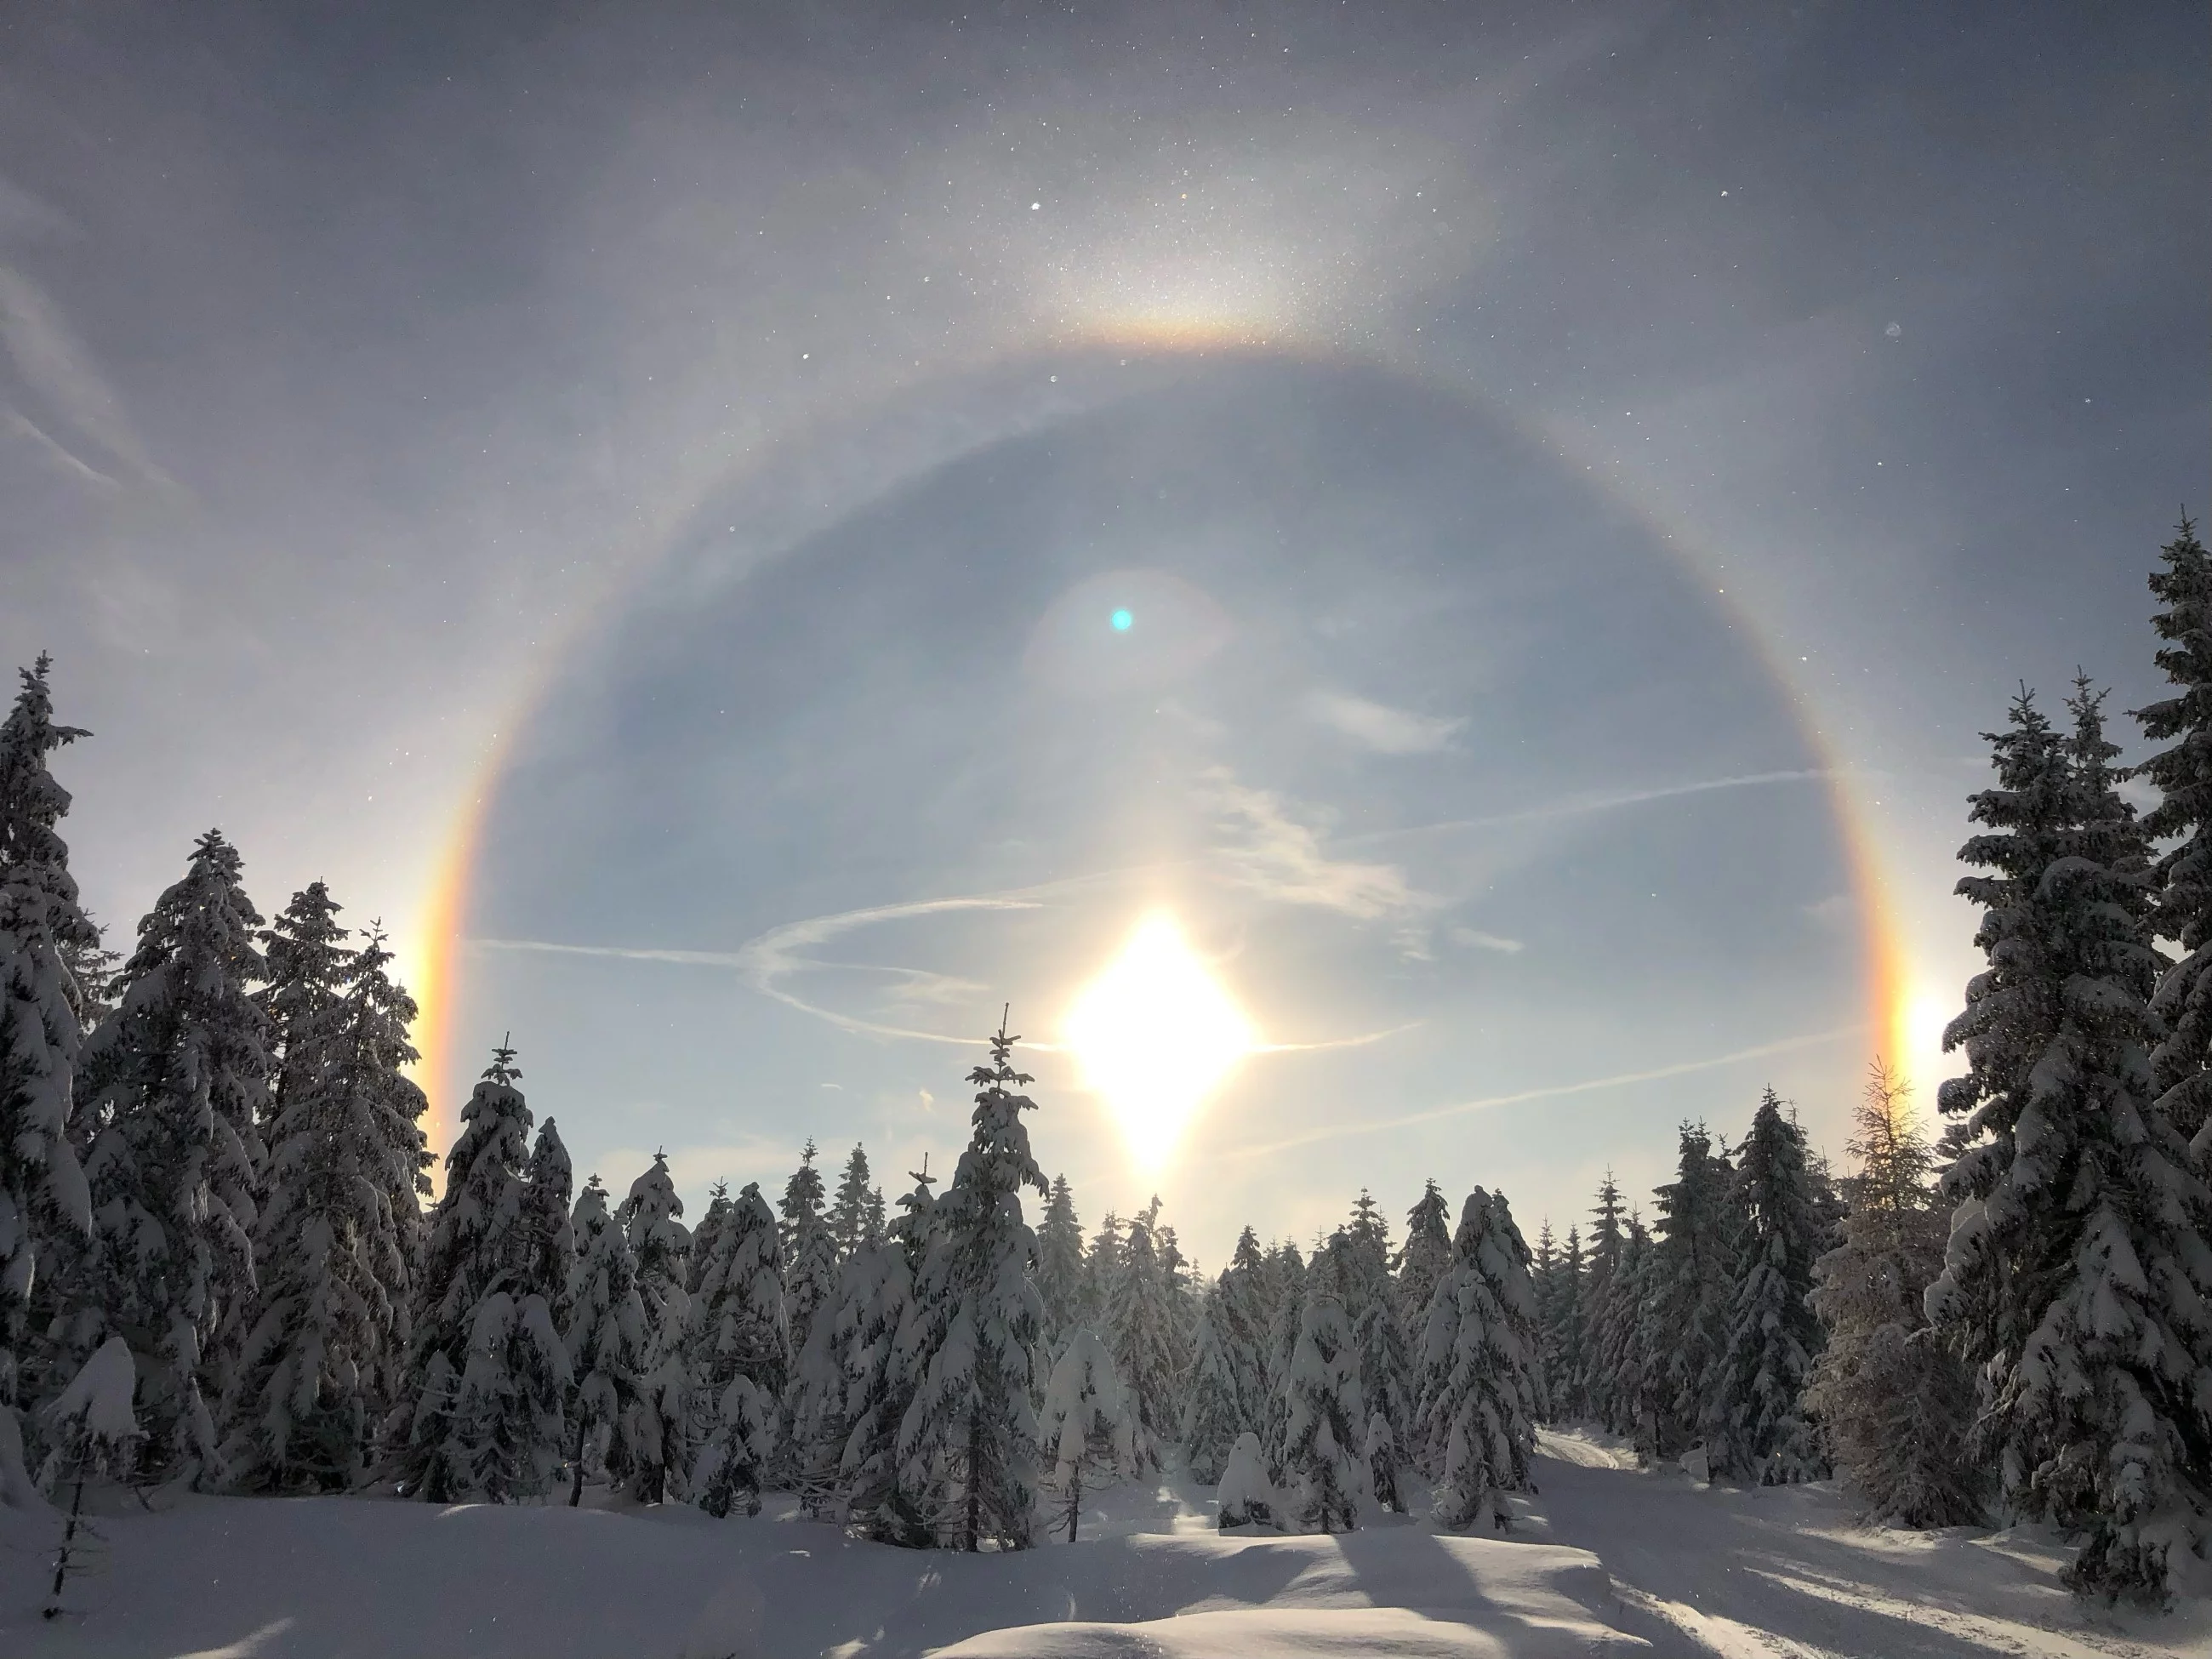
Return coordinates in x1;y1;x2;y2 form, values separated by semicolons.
1063;913;1257;1169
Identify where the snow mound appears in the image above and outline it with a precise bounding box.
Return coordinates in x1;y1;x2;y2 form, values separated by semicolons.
932;1604;1639;1657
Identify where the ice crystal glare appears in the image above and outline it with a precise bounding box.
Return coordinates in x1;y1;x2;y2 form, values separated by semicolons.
1110;607;1133;631
1064;914;1255;1168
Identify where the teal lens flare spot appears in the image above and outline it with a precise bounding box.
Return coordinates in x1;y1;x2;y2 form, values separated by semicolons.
1110;608;1133;631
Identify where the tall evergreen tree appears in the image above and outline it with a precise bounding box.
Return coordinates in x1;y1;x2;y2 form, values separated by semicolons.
1541;1226;1588;1422
1581;1175;1628;1430
224;927;430;1491
827;1143;877;1260
2134;515;2212;1159
1711;1089;1830;1481
822;1162;930;1539
0;656;94;1500
1398;1180;1451;1331
1034;1172;1086;1354
1081;1211;1124;1339
1928;686;2212;1599
689;1179;785;1516
1258;1240;1307;1474
394;1042;566;1502
619;1153;692;1502
1334;1194;1411;1446
1109;1203;1182;1471
1807;1063;1981;1526
1648;1123;1736;1457
74;830;268;1481
1181;1282;1245;1481
687;1179;733;1299
897;1015;1050;1551
779;1141;837;1363
1412;1189;1542;1529
256;884;350;1161
1278;1291;1365;1533
562;1174;644;1504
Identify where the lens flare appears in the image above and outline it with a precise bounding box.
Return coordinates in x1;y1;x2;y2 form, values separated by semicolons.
1064;913;1256;1169
1110;607;1133;630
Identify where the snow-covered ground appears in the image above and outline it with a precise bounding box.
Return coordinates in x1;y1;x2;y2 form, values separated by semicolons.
3;1432;2203;1658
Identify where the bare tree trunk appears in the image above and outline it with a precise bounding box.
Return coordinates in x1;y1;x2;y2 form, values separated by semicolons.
44;1469;86;1619
568;1417;588;1507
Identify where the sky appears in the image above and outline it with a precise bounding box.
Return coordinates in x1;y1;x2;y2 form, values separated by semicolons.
1;1;2203;1267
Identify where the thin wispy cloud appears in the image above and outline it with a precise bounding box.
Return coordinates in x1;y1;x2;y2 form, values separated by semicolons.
1199;767;1431;923
1212;1022;1866;1164
1304;689;1466;755
0;262;169;489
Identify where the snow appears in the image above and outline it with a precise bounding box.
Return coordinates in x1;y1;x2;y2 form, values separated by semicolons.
6;1425;2205;1656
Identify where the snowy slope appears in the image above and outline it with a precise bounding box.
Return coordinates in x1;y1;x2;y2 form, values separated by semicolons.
2;1435;2203;1657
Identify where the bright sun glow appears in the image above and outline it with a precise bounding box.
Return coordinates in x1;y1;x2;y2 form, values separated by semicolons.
1064;913;1257;1169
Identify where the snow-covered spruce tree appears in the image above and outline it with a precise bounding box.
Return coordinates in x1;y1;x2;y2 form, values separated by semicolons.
2135;515;2212;1160
1279;1291;1365;1533
1037;1326;1129;1542
1217;1429;1276;1530
0;656;95;1502
1365;1410;1403;1514
1219;1227;1273;1431
256;883;350;1159
394;1043;561;1501
223;927;433;1492
1081;1211;1123;1339
618;1153;692;1502
898;1015;1050;1551
1542;1227;1588;1422
72;830;269;1483
1399;1180;1452;1335
818;1165;928;1536
1711;1089;1831;1482
1806;1062;1981;1525
1928;685;2212;1600
1109;1203;1181;1472
1581;1174;1628;1429
1532;1222;1559;1422
827;1144;877;1260
1259;1240;1307;1475
1181;1283;1244;1481
1337;1193;1413;1448
1415;1189;1542;1530
1647;1123;1736;1458
562;1174;644;1504
779;1141;838;1364
41;1335;139;1618
689;1179;785;1517
1035;1173;1085;1355
687;1180;732;1299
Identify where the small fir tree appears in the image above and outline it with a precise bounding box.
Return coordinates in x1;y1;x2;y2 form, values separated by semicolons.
1036;1326;1129;1542
687;1180;733;1299
40;1336;138;1620
1215;1429;1276;1530
1582;1173;1628;1429
1365;1410;1403;1515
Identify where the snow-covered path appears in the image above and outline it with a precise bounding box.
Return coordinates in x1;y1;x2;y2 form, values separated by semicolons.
1528;1430;2206;1659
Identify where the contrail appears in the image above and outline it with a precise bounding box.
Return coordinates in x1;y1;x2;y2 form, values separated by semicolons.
1344;768;1837;846
1210;1022;1867;1164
